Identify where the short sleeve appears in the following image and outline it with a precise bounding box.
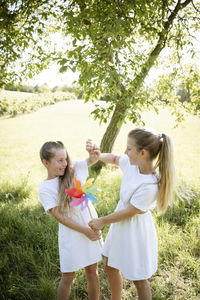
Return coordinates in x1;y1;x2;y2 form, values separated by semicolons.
130;184;158;211
119;155;130;173
38;190;58;214
73;159;89;184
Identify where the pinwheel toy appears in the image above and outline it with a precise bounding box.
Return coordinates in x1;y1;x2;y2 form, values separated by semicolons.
65;176;102;247
65;176;100;212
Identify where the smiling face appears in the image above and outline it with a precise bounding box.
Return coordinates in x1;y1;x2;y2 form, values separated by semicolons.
43;149;68;179
125;137;141;165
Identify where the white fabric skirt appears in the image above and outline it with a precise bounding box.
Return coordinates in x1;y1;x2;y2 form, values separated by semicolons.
59;202;102;272
102;211;158;280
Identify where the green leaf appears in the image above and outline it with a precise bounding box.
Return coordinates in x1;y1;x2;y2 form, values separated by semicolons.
59;66;68;73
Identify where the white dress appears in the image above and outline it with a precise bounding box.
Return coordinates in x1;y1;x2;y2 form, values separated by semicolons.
38;160;102;272
102;155;158;280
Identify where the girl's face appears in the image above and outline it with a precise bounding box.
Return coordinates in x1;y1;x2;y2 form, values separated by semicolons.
44;149;68;179
125;137;141;165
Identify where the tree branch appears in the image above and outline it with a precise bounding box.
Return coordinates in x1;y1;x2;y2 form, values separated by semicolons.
181;0;193;9
191;0;200;12
130;0;193;92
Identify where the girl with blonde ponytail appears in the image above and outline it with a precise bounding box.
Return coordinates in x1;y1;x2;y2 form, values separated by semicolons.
89;128;175;300
38;140;102;300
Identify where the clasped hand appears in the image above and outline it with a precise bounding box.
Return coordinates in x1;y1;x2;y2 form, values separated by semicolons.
86;139;100;158
89;218;104;231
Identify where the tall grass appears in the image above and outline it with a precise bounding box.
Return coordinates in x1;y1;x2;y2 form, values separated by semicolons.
0;98;200;299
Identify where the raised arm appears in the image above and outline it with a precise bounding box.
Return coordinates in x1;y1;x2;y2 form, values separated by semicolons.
99;153;120;165
86;139;120;166
50;206;101;241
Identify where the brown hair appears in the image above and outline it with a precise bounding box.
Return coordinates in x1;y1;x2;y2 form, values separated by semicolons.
40;141;74;212
128;128;175;212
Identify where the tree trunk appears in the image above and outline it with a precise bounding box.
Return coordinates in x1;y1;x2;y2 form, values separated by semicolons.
91;100;127;173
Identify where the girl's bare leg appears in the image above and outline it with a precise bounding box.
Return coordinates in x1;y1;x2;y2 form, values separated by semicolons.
133;279;152;300
85;263;100;300
57;272;75;300
104;257;123;300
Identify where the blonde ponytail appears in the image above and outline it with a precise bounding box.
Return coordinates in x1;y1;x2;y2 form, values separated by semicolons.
128;128;175;213
154;134;175;212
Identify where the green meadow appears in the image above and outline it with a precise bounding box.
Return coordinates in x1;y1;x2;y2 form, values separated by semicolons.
0;92;200;299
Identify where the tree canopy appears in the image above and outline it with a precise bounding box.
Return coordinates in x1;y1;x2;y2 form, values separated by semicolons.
1;0;200;170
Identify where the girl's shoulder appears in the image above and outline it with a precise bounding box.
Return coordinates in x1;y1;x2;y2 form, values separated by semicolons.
38;179;59;214
119;155;132;173
39;177;58;192
73;159;87;169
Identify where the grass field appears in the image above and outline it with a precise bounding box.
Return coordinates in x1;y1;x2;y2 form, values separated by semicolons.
0;96;200;188
0;93;200;299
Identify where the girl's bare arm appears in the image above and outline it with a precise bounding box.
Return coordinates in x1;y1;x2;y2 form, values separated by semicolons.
99;153;120;165
50;206;101;241
89;204;144;230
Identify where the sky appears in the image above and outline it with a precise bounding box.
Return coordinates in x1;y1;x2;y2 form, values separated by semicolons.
27;65;79;88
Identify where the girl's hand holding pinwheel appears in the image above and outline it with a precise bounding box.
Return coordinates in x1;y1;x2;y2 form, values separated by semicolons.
84;226;101;241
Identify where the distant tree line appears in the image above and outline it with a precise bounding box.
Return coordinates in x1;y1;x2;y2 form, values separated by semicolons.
4;83;77;94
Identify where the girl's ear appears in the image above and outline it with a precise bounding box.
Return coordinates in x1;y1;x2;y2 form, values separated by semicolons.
42;159;49;168
141;149;149;158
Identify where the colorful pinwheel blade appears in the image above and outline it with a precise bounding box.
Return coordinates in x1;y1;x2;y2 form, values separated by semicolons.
87;193;98;204
82;178;94;193
80;196;89;210
69;197;84;207
66;176;100;210
65;188;82;198
86;187;101;194
74;176;82;194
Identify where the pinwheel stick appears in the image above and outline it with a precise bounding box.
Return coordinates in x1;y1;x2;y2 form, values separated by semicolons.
87;204;93;220
87;205;103;248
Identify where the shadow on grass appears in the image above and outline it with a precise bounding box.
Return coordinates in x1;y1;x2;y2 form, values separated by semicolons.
0;196;59;300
